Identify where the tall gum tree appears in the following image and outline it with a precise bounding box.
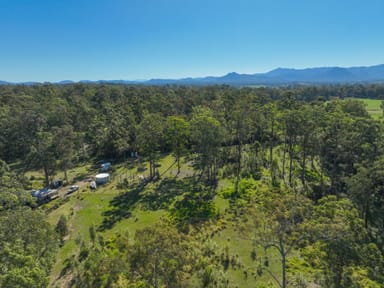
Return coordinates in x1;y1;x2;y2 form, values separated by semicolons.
190;106;223;186
136;112;164;180
165;116;190;174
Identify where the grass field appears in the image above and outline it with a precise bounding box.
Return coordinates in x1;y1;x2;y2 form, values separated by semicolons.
348;97;383;119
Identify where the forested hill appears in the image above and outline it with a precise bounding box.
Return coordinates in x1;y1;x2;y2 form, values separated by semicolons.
2;83;384;287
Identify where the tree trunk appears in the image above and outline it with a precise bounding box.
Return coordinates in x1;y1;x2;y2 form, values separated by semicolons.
301;137;307;186
364;199;369;229
269;117;275;176
280;239;287;288
282;136;287;182
153;250;159;288
331;133;339;194
235;140;242;193
149;153;153;179
289;138;293;187
43;165;49;188
177;154;181;175
64;164;69;184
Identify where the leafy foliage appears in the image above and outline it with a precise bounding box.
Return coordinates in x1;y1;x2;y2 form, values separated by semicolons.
0;208;59;287
66;224;196;288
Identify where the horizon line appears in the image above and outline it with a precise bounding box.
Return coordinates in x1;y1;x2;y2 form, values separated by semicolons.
1;63;384;84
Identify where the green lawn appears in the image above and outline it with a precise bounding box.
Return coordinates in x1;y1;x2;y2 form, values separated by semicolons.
361;98;383;119
348;97;383;119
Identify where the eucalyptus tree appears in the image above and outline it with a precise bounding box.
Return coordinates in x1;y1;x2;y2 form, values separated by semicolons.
240;187;312;288
190;106;224;185
294;105;321;187
260;102;280;184
27;131;57;188
303;196;384;287
0;209;58;288
52;125;77;183
128;225;194;288
165;116;190;174
220;90;256;190
345;156;384;243
137;112;165;180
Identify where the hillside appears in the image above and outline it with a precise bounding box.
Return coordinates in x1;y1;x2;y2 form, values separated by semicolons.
1;84;384;287
45;156;300;287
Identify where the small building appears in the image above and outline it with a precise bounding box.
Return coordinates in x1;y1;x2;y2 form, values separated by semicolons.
32;187;48;198
47;189;59;200
100;162;111;172
95;173;110;185
34;188;58;203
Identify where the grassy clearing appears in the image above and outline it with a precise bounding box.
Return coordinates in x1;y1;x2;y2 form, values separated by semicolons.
48;191;117;283
212;225;281;287
47;153;299;287
347;97;383;119
48;154;184;285
48;186;167;285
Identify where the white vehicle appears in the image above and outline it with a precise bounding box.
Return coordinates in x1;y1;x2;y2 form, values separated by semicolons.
66;185;80;195
90;181;97;190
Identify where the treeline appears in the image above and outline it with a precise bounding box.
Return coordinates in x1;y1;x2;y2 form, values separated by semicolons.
1;83;384;185
2;82;384;210
2;83;384;287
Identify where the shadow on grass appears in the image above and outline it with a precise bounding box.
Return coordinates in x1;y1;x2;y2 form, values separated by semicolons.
72;172;91;183
97;177;207;231
170;187;218;233
98;183;145;231
98;177;200;231
141;177;196;211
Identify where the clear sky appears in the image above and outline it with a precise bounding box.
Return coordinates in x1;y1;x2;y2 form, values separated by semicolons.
1;0;384;82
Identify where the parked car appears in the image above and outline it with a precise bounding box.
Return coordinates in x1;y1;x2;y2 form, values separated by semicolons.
30;190;39;197
65;185;79;195
100;162;111;172
90;181;97;190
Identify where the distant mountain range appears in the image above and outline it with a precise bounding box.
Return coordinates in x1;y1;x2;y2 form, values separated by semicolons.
2;64;384;86
145;64;384;86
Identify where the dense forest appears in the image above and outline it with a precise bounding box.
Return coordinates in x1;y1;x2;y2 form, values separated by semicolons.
2;83;384;287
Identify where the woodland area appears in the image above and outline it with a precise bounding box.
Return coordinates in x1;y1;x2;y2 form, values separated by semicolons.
2;83;384;287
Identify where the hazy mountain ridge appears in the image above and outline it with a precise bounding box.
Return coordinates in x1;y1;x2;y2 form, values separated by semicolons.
2;64;384;86
146;64;384;85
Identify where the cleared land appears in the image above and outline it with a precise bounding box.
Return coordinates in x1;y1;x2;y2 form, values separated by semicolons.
350;97;383;119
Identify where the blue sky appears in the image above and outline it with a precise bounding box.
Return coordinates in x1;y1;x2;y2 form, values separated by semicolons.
1;0;384;82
